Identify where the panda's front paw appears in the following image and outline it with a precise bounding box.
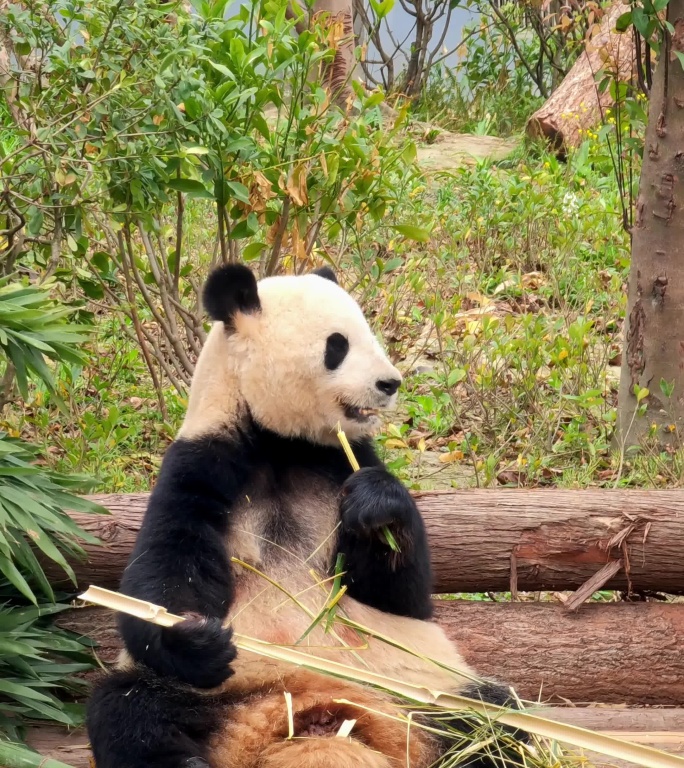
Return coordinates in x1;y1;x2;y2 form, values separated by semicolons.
341;466;416;539
163;617;237;690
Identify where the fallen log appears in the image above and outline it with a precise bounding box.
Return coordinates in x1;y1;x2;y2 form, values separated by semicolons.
55;489;684;595
57;600;684;705
23;709;684;768
526;0;635;154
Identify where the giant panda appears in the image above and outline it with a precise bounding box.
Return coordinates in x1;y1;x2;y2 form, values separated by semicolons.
86;264;525;768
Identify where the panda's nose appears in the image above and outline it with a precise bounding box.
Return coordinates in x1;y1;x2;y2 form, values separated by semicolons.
376;378;401;396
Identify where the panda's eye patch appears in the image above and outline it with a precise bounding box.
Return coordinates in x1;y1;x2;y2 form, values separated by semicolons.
325;333;349;371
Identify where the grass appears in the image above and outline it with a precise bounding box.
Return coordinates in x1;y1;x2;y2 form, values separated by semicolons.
3;129;678;495
369;144;630;489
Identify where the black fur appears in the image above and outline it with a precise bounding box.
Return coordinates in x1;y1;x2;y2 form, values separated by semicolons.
86;667;222;768
202;264;260;324
312;265;338;283
337;465;433;619
117;434;251;689
324;332;349;371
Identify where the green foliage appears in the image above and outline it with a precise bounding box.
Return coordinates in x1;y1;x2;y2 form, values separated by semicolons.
0;281;90;403
359;141;631;489
0;434;102;603
0;97;18;156
2;0;416;398
0;600;94;735
2;0;413;266
0;740;75;768
414;39;542;136
615;0;674;52
596;0;683;233
0;282;102;763
21;134;649;494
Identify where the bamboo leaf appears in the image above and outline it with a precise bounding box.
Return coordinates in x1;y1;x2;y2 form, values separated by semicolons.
0;741;76;768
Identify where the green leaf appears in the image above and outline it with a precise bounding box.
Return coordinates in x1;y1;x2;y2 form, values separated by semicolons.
0;677;55;702
382;257;403;273
0;741;75;768
0;558;36;604
166;179;214;199
660;378;675;398
402;142;417;165
635;386;650;402
391;224;431;242
182;145;210;156
229;213;259;239
364;91;385;108
615;11;633;31
368;0;395;19
631;6;649;36
225;181;251;205
447;368;466;387
251;113;271;141
243;242;266;261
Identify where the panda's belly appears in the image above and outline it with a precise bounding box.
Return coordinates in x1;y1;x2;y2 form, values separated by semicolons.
218;475;476;698
213;585;473;768
223;572;477;698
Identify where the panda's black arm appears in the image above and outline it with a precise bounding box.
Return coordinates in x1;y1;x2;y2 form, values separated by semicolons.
334;441;433;621
117;435;250;690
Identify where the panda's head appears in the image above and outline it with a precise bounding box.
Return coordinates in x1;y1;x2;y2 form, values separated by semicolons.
181;264;402;445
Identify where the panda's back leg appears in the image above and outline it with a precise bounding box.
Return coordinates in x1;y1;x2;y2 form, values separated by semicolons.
86;666;221;768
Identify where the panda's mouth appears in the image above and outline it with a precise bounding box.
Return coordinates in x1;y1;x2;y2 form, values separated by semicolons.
341;402;379;422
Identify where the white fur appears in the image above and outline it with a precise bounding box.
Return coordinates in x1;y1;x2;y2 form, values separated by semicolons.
180;274;402;444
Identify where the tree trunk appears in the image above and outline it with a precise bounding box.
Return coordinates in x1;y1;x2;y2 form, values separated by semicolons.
58;489;684;596
284;0;357;105
618;1;684;444
55;601;684;705
314;0;356;105
526;0;634;154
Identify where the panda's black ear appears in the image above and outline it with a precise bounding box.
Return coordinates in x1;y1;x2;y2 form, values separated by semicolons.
312;266;338;284
202;264;260;324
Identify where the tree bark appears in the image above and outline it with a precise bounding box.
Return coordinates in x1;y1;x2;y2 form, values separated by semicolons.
526;0;634;154
58;489;684;596
55;600;684;704
618;1;684;444
434;601;684;705
313;0;356;105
